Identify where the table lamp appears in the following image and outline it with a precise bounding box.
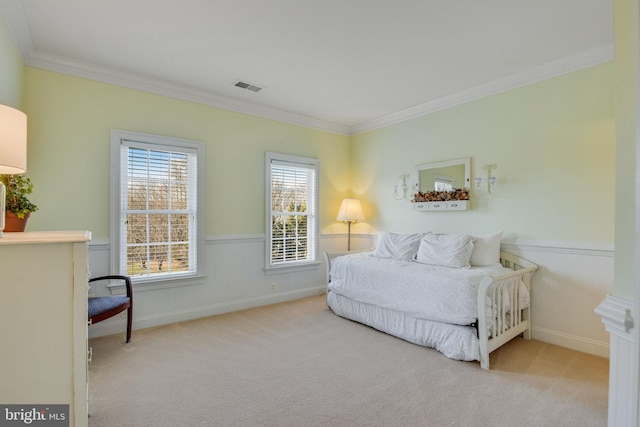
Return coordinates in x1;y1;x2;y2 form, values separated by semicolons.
0;104;27;237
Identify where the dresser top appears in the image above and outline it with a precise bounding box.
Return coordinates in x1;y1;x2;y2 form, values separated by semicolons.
0;230;91;245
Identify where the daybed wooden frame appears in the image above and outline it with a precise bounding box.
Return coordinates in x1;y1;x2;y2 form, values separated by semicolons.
324;250;537;369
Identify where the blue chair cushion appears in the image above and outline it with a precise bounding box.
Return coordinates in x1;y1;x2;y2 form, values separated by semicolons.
88;296;130;317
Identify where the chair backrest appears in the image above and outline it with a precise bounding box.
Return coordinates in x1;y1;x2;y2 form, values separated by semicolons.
88;275;133;343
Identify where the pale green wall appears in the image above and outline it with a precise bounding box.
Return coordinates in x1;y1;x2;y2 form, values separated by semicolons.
0;15;618;250
613;0;639;300
0;15;23;107
351;63;615;243
22;68;351;240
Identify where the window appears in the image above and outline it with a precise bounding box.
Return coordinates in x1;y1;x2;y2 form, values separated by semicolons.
111;130;204;283
434;174;454;191
265;152;319;270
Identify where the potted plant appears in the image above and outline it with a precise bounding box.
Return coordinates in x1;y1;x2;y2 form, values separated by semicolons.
0;174;38;232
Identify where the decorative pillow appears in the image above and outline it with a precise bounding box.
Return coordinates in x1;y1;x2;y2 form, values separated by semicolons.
470;231;503;266
372;232;423;262
415;233;474;268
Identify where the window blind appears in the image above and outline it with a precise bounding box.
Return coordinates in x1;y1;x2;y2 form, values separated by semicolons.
119;141;198;278
267;154;318;267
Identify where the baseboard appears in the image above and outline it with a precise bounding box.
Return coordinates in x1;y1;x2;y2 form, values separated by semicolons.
88;285;326;339
88;234;613;363
531;327;609;359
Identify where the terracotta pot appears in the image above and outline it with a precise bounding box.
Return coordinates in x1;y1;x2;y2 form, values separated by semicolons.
4;211;30;232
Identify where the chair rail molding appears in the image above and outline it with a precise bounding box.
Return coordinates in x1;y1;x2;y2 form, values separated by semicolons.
88;234;614;360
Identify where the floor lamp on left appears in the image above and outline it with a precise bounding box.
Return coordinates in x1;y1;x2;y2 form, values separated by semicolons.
336;198;365;251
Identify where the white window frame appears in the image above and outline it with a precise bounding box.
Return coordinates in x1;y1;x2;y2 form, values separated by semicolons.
110;129;204;286
265;152;320;272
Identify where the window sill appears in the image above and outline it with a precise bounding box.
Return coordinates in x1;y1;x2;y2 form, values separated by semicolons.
108;274;206;294
264;261;321;276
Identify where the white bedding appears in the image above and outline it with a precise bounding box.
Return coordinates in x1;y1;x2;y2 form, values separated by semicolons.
327;291;480;361
328;251;526;326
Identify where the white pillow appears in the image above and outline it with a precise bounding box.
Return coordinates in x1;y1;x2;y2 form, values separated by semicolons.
372;232;423;262
415;233;474;268
470;231;503;266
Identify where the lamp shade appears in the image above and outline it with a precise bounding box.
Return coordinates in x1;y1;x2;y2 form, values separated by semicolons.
0;104;27;174
336;198;365;222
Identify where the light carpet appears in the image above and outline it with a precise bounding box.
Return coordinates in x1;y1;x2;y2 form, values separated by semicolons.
88;295;608;427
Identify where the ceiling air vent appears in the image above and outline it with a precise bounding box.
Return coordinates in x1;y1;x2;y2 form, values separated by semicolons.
234;80;263;93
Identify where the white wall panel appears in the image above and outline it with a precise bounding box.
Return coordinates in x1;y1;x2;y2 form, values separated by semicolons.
89;235;614;360
88;234;328;338
502;241;613;357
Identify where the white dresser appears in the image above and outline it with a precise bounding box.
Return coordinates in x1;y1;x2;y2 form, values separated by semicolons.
0;230;91;427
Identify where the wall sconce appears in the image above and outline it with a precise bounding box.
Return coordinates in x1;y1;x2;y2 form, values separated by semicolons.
474;163;497;197
336;198;365;251
392;174;409;200
0;104;28;237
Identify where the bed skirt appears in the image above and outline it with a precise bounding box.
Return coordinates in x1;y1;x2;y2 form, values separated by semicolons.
327;290;480;362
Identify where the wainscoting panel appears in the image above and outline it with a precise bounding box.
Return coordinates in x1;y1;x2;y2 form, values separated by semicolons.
88;235;331;338
502;241;613;358
337;235;614;358
88;234;614;361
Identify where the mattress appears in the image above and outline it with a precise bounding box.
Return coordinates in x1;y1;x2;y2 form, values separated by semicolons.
328;251;523;326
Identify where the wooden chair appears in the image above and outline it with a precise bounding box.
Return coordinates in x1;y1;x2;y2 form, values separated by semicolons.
88;275;133;343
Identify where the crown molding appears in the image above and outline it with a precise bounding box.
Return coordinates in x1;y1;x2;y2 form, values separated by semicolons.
0;1;351;135
22;50;352;136
23;44;613;137
0;1;614;137
350;43;615;135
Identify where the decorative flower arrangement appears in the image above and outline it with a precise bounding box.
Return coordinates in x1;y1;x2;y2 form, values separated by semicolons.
412;188;469;203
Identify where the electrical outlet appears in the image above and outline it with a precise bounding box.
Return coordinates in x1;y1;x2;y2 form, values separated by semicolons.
271;282;276;292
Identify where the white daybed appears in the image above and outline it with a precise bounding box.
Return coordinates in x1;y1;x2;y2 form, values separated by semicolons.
325;232;537;370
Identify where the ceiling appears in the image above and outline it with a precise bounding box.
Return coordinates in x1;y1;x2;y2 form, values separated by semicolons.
0;0;613;135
